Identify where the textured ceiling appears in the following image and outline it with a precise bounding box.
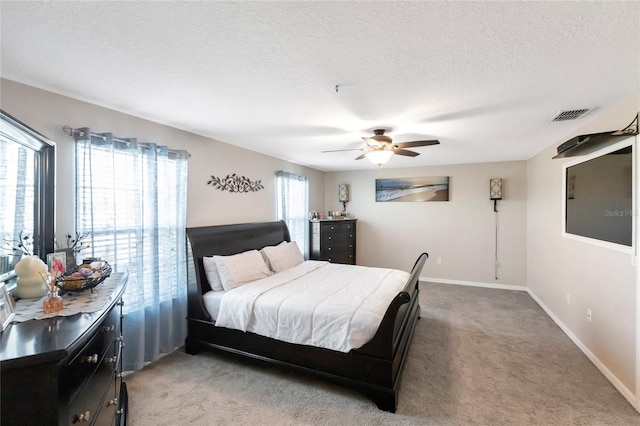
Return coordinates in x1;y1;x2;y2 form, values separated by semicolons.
1;1;639;171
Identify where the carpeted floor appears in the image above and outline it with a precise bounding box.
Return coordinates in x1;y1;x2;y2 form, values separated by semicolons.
125;282;640;425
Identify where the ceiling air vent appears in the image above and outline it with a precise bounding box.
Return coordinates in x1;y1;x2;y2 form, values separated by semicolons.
549;109;591;122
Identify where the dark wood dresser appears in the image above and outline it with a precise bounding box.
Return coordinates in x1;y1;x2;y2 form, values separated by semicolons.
309;219;357;264
0;273;128;425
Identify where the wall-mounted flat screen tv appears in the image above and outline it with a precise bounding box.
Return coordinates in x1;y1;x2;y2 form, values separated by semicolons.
563;138;634;251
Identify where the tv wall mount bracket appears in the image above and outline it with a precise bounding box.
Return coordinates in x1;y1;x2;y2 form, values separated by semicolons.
553;114;638;159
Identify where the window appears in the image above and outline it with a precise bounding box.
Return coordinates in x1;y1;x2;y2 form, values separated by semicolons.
275;171;309;255
73;128;188;371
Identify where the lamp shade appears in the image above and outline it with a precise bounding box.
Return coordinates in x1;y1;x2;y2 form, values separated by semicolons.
490;178;503;200
366;150;393;166
338;184;349;202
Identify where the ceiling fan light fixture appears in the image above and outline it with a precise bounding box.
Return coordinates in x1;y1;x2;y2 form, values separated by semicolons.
365;150;394;166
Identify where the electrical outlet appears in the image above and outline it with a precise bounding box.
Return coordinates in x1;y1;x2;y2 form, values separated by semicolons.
437;258;442;265
566;292;571;304
587;308;593;322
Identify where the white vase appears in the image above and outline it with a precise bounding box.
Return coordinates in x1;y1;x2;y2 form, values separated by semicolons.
13;256;48;299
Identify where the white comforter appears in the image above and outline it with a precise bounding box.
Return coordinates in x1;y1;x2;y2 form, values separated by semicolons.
215;260;410;353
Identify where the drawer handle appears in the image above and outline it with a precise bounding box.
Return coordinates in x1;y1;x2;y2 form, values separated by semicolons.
116;408;125;415
115;336;124;343
328;236;332;240
349;234;353;238
73;411;90;423
328;247;331;251
82;354;99;364
330;226;334;230
105;356;117;364
102;325;115;332
349;244;352;248
107;397;118;406
328;259;332;262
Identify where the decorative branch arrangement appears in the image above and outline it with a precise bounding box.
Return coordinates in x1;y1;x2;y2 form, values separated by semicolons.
65;232;91;254
3;231;33;256
207;174;264;193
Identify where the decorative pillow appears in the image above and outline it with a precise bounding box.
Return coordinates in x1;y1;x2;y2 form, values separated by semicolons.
214;250;272;291
261;241;304;273
202;256;224;291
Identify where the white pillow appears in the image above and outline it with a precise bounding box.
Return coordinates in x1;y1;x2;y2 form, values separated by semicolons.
214;250;272;291
259;241;285;270
202;256;224;291
261;241;304;273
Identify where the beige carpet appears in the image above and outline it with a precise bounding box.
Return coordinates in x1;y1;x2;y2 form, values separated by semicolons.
125;283;640;425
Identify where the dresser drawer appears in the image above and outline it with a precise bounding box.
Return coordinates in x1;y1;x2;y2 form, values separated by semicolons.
320;222;354;233
64;326;110;404
100;303;122;348
93;377;117;426
321;233;354;249
92;348;123;426
321;243;354;257
64;305;121;406
67;344;121;425
325;249;355;264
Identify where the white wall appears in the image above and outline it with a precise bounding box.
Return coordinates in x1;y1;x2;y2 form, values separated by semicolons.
0;79;325;238
527;95;639;398
324;161;528;285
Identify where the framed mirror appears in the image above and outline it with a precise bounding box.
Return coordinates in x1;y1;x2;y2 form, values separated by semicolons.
0;110;55;285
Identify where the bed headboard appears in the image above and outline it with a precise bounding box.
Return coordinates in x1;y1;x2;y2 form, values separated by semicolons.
186;221;291;298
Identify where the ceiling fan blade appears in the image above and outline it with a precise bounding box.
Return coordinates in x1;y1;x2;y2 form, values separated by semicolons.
355;153;368;160
394;140;440;148
393;149;420;157
321;148;365;153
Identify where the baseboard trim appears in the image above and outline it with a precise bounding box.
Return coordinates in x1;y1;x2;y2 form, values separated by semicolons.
420;276;528;292
420;277;637;411
526;289;637;410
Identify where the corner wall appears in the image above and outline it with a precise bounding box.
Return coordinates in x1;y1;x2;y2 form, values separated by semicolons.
527;96;639;401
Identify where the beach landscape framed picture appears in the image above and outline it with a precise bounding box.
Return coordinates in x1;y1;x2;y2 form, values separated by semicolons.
375;176;450;202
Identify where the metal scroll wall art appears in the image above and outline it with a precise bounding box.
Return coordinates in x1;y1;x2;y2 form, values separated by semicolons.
207;174;264;193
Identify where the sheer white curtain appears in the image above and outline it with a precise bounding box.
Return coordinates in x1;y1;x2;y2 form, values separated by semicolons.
74;128;188;371
275;171;309;256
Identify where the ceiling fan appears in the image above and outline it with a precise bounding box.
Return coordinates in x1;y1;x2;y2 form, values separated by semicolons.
322;129;440;166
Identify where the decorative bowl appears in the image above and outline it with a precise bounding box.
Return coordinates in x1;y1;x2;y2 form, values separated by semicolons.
57;261;112;294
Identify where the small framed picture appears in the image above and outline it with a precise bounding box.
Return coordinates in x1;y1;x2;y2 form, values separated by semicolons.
47;252;67;277
1;282;15;332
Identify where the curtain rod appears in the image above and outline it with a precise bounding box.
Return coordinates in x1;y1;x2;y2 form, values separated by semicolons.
63;125;190;157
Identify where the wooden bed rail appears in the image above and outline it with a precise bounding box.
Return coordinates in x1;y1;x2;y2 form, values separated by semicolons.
357;252;428;359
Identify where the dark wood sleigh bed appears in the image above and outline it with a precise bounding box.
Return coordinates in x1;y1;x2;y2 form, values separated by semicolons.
185;220;427;412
